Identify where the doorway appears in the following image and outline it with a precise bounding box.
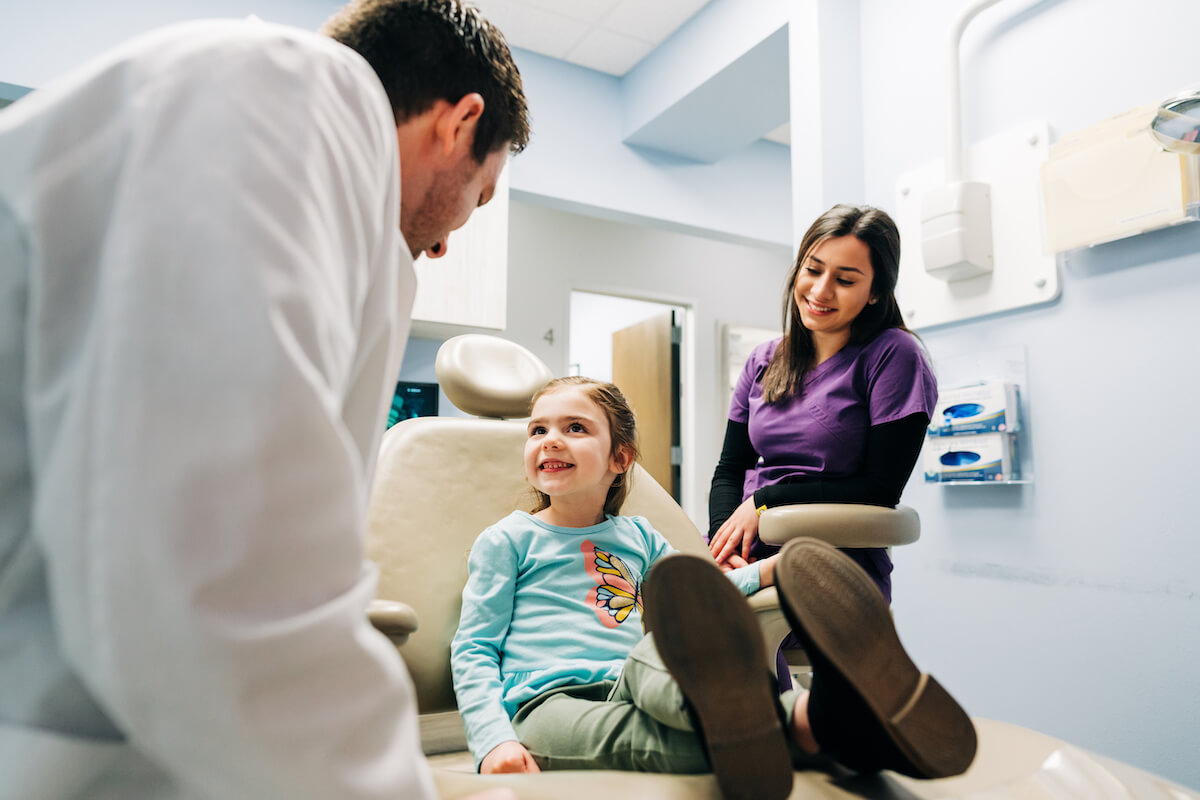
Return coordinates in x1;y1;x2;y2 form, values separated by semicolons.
568;292;686;503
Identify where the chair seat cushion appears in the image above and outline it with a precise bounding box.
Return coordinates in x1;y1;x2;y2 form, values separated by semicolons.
425;719;1189;800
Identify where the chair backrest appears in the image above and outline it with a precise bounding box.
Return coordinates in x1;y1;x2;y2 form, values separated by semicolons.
365;337;709;714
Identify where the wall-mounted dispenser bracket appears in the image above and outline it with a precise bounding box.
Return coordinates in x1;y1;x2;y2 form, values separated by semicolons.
921;181;994;281
895;121;1059;329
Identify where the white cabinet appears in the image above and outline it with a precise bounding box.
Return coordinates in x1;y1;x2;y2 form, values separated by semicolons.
410;165;509;336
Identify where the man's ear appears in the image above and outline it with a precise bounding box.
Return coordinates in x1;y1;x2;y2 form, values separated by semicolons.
434;93;485;158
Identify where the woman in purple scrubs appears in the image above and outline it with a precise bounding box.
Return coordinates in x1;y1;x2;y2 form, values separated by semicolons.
708;204;936;604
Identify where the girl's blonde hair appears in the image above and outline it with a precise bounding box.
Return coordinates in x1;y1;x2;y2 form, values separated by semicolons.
527;376;640;517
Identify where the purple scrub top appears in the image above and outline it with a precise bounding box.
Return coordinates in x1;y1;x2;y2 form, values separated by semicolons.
730;327;937;601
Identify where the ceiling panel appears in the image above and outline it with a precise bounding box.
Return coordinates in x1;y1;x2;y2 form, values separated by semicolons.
514;0;623;24
472;0;589;59
566;27;655;76
476;0;712;77
600;0;709;44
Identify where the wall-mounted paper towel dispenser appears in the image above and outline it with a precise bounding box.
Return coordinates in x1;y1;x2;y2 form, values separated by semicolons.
1040;103;1199;253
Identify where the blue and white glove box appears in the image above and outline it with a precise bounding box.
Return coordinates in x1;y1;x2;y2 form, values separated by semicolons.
924;432;1019;483
929;382;1020;436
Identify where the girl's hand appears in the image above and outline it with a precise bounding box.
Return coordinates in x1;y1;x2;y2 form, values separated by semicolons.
715;553;750;573
481;741;541;774
755;554;780;588
709;496;761;565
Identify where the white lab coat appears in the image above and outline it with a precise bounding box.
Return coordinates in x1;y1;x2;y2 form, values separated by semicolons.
0;19;435;800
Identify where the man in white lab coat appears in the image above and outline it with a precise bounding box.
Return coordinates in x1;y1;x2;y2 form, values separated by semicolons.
0;1;528;798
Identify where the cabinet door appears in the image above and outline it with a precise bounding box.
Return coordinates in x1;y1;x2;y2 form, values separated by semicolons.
411;164;508;331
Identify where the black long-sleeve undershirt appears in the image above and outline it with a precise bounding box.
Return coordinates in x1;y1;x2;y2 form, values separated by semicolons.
706;412;929;538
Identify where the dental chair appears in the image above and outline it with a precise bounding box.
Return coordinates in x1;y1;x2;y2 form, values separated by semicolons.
365;334;1196;800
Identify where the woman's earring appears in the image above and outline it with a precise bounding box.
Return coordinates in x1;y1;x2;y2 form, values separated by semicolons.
869;297;878;305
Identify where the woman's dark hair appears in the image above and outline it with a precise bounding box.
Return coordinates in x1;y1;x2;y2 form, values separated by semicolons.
760;203;910;403
323;0;530;162
527;377;640;517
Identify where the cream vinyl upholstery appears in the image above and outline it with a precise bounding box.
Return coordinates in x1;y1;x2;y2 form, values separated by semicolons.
365;417;774;715
363;335;1197;800
759;503;921;548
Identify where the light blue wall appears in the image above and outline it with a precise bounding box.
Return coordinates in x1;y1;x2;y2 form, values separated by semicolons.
507;47;792;246
0;0;341;88
623;0;791;139
860;0;1200;789
0;0;793;247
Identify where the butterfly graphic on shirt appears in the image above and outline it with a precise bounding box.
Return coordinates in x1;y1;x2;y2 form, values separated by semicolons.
581;539;644;629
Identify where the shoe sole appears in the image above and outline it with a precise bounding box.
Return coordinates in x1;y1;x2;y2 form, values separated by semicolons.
775;538;977;779
642;554;793;800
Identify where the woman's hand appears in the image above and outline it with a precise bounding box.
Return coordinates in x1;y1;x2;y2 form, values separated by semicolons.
709;496;761;566
481;741;541;774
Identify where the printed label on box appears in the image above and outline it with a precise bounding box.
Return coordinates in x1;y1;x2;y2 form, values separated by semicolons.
929;382;1020;436
924;432;1019;482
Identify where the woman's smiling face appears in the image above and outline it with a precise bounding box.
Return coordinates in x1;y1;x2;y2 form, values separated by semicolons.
792;234;876;345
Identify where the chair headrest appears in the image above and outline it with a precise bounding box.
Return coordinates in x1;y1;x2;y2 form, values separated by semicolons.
435;334;553;418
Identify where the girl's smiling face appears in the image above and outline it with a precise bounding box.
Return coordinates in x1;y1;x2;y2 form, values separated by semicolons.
525;386;628;515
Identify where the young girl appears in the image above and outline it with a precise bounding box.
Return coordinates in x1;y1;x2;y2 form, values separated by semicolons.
450;377;974;797
450;379;787;780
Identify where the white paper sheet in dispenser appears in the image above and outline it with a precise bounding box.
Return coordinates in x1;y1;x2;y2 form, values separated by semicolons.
924;432;1019;483
929;382;1020;436
1040;102;1200;254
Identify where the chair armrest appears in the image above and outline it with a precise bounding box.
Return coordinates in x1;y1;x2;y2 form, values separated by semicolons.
744;586;792;671
368;599;420;644
758;503;920;548
745;585;779;614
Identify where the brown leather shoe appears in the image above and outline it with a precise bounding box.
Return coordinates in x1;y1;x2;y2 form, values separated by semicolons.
774;538;977;779
643;554;792;800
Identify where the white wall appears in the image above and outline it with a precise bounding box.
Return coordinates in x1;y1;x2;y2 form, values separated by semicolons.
861;0;1200;788
568;292;683;383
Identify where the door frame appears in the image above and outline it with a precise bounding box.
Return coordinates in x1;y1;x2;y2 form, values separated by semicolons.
567;290;697;523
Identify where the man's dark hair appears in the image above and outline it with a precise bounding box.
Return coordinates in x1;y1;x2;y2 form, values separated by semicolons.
324;0;530;162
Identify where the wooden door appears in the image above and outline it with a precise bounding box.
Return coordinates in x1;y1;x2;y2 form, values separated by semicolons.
612;311;680;499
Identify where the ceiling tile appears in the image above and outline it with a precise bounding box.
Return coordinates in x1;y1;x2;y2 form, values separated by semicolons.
600;0;710;45
472;0;589;59
565;28;655;76
514;0;623;25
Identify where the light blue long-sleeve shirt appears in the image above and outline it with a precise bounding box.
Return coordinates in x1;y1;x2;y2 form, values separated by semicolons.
450;511;761;767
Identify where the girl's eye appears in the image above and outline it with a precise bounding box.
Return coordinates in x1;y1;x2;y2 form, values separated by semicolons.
530;426;546;436
837;279;855;287
805;266;821;275
568;423;585;433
